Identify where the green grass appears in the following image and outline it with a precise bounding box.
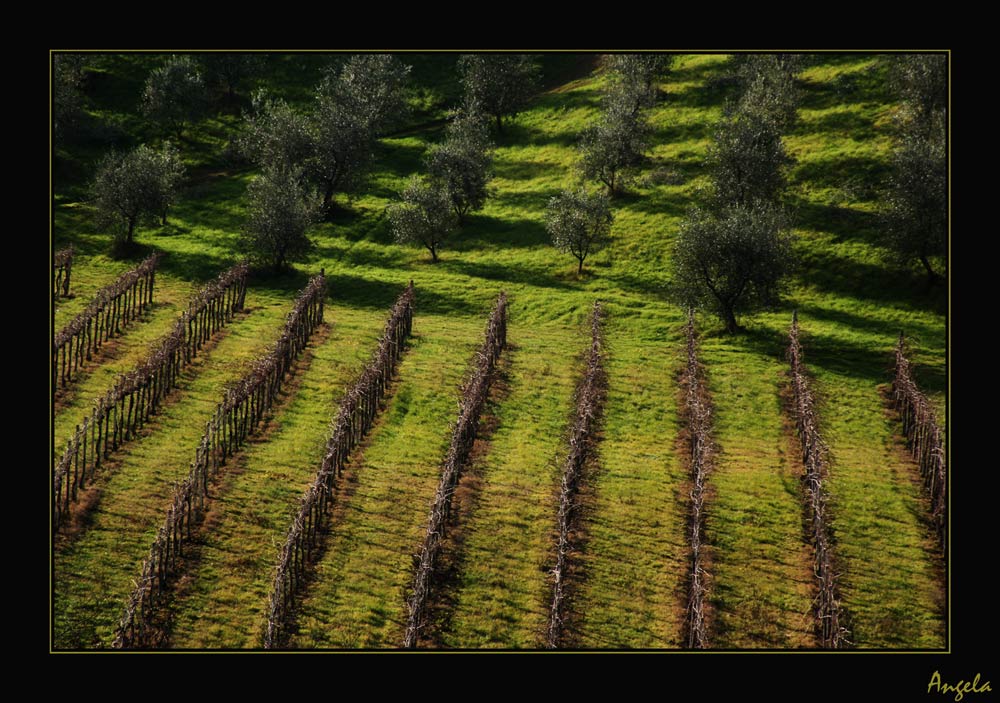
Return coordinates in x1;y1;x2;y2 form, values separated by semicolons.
700;325;816;648
52;51;946;649
573;311;690;648
441;323;578;648
165;305;387;648
289;312;481;648
54;274;197;452
53;290;301;648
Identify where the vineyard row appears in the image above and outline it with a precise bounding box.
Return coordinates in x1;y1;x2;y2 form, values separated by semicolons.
263;282;415;649
682;311;714;649
113;272;326;648
53;246;74;298
53;253;160;391
402;291;508;648
891;335;947;550
787;312;849;649
53;262;249;532
546;301;606;649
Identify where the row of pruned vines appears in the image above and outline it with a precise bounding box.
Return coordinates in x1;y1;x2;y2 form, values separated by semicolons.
402;291;508;649
53;262;249;533
891;334;946;550
263;282;415;649
787;312;850;649
53;253;160;392
546;301;607;649
681;310;715;649
112;272;325;649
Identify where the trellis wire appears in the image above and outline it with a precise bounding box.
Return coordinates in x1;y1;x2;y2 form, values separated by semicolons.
787;311;849;649
682;310;714;649
53;253;160;391
891;334;946;550
54;246;74;298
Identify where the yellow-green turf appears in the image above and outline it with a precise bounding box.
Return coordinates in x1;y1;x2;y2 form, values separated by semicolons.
165;305;388;648
52;52;946;649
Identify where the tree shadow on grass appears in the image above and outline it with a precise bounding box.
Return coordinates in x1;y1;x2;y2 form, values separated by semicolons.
490;187;565;216
441;213;555;253
793;108;875;138
794;247;946;315
499;121;581;150
603;270;670;302
797;57;892;111
439;257;577;292
313;239;408;269
712;320;892;387
373;139;430;181
608;187;692;218
493;158;563;182
790;154;890;193
668;79;729;110
791;199;883;245
652;119;714;147
155;246;245;283
320;270;483;317
793;302;944;353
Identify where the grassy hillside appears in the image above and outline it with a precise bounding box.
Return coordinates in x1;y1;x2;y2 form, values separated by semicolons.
51;51;946;649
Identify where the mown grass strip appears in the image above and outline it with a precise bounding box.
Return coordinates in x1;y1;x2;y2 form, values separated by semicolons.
573;308;689;649
264;287;414;649
403;293;507;648
53;253;159;392
53;263;249;533
165;305;393;648
546;301;606;649
701;330;816;649
113;274;325;647
53;290;293;648
287;313;482;649
441;323;577;648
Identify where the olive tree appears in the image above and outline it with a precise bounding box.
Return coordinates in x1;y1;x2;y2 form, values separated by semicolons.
882;53;947;283
425;109;494;221
458;54;540;133
198;53;266;102
237;91;314;174
91;143;185;248
708;112;791;209
150;141;185;225
885;110;946;282
888;53;947;130
323;54;411;136
54;53;86;143
671;202;792;333
579;98;650;197
239;167;320;271
141;55;209;139
602;53;673;116
387;177;458;262
311;54;411;213
727;54;801;131
545;187;613;275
